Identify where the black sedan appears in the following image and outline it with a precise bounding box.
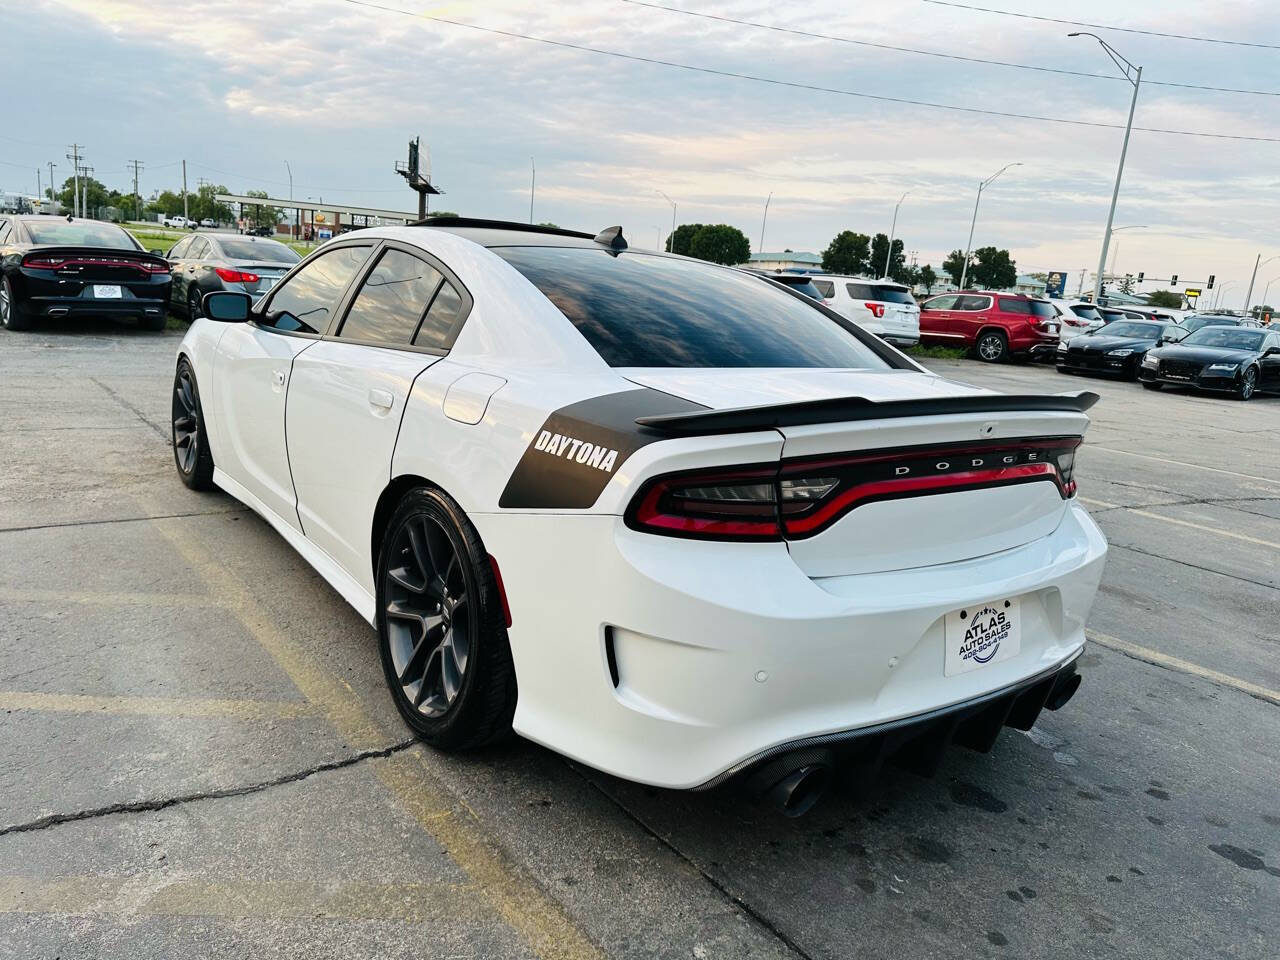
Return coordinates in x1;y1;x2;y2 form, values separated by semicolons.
166;234;301;319
1139;325;1280;401
0;216;171;331
1055;320;1187;379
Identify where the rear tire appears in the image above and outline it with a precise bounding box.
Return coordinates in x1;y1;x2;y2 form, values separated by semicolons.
976;330;1009;363
142;312;167;332
0;275;33;331
376;487;516;750
1141;381;1163;391
171;357;215;489
1236;366;1258;401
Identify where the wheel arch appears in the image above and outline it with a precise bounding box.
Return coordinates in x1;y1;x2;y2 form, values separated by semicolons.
976;324;1009;343
371;473;444;583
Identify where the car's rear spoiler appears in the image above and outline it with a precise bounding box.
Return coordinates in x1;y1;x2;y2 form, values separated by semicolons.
634;391;1100;435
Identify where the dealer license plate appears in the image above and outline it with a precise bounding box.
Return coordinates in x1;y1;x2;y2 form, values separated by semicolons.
93;285;123;299
944;597;1021;676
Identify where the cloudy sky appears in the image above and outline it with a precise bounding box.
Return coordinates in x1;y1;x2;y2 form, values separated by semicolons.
4;0;1279;303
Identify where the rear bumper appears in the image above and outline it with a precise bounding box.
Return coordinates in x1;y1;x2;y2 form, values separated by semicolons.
476;499;1107;789
28;295;169;319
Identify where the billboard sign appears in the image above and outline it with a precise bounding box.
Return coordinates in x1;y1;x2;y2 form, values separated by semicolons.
1045;271;1067;298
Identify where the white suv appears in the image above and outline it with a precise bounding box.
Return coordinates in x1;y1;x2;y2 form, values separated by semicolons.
812;276;920;347
1048;299;1105;345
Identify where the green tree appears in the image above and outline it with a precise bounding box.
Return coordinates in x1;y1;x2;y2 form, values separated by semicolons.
969;246;1017;290
243;189;284;230
919;264;938;293
55;176;112;218
535;221;559;229
147;190;185;219
687;224;751;266
942;249;968;287
190;184;233;224
1146;290;1183;308
821;230;871;275
665;223;704;256
869;232;907;281
426;210;460;218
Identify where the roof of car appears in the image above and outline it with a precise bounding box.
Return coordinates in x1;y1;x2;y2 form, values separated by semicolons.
414;217;604;249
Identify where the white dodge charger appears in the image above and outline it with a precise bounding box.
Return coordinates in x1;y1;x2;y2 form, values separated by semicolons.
172;219;1107;814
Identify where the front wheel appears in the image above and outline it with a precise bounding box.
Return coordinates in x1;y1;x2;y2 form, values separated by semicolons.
377;488;516;750
188;286;203;320
1236;367;1258;401
975;330;1009;363
0;275;32;331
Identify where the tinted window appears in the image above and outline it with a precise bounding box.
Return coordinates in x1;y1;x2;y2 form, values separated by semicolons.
414;279;464;350
169;236;192;259
999;298;1031;314
1183;327;1266;350
187;237;210;259
339;248;441;346
217;238;300;264
812;279;835;299
873;286;915;305
1183;315;1237;333
264;245;370;334
1099;321;1162;339
1028;300;1056;318
772;276;823;300
24;219;139;249
954;295;992;311
1071;304;1103;321
922;295;958;310
846;283;875;300
493;247;887;369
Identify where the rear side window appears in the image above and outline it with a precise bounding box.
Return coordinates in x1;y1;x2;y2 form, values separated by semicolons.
264;245;370;334
846;282;875;300
339;248;441;346
873;286;915;305
999;298;1031;314
812;279;835;299
493;247;887;369
414;279;465;350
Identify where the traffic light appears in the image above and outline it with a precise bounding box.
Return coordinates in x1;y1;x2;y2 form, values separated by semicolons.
1171;274;1177;284
1137;271;1144;282
1208;274;1215;289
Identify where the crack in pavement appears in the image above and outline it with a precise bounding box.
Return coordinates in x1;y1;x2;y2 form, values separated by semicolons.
568;764;816;960
0;738;416;839
1108;541;1278;593
90;376;170;442
0;507;246;535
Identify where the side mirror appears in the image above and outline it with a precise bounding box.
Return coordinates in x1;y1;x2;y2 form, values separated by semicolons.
202;291;251;323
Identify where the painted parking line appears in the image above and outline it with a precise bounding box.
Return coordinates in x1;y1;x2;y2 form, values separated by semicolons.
0;874;475;922
150;517;606;960
1081;497;1280;551
0;690;316;720
0;588;223;608
1087;631;1280;707
1088;446;1280;487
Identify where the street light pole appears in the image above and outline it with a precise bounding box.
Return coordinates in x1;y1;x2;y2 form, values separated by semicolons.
759;192;772;254
656;189;677;252
1242;254;1279;316
1071;32;1142;304
959;163;1020;290
884;191;907;279
529;158;535;224
1213;280;1235;311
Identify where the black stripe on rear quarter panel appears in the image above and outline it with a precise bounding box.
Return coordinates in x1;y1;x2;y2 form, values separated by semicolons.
499;388;708;509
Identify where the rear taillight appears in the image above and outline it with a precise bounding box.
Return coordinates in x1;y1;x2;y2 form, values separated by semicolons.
215;267;259;283
22;255;65;270
626;438;1082;541
865;302;886;318
143;261;171;274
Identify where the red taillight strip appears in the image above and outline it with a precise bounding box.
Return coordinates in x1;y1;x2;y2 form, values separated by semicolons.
782;463;1061;536
23;256;168;274
631;471;780;538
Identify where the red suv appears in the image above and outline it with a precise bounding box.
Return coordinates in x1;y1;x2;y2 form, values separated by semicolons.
918;291;1060;362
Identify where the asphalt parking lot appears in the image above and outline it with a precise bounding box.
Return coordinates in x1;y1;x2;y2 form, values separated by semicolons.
1;322;1277;960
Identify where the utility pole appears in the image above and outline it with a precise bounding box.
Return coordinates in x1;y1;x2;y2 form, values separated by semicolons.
36;167;40;203
47;162;56;202
66;145;82;218
1071;33;1141;305
529;157;535;224
127;159;144;223
1243;254;1279;315
759;192;772;254
884;192;908;279
181;159;189;222
79;165;93;219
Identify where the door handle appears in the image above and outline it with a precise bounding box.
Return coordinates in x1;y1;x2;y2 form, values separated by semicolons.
272;369;286;386
368;388;394;410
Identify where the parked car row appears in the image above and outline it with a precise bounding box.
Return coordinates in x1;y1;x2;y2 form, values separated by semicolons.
164;233;300;319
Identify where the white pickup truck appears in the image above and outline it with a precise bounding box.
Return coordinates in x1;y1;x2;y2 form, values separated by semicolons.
163;215;194;229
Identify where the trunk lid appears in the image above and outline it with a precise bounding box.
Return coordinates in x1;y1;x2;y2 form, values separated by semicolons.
624;368;1090;578
24;246;168;284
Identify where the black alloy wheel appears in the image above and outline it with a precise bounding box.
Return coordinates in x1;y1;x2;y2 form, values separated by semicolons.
377;488;515;749
976;330;1009;363
171;358;214;489
1236;366;1258;401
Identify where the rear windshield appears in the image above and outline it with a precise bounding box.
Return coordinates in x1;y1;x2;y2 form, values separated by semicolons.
493;247;888;369
771;276;824;300
1183;315;1235;332
874;286;915;305
23;220;139;249
1028;300;1056;318
217;238;300;263
1070;304;1102;321
1098;321;1162;339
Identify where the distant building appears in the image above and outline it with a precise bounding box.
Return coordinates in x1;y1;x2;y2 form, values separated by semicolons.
1009;274;1048;297
742;251;823;272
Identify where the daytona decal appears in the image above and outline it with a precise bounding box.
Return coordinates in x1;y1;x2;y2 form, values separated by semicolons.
500;388;707;509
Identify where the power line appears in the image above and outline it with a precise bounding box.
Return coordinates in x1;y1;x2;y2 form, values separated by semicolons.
922;1;1280;51
620;0;1280;97
340;0;1280;143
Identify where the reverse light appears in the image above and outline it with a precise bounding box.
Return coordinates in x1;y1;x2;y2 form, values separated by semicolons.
864;302;886;318
215;267;260;284
626;438;1083;541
